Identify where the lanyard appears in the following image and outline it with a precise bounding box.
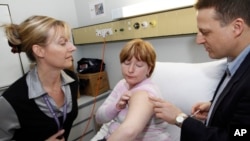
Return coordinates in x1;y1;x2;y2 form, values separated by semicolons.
43;95;67;130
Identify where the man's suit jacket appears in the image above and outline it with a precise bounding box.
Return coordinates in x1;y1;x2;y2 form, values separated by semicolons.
180;53;250;141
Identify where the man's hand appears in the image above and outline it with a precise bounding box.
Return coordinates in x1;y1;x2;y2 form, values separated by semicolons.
149;96;182;125
191;101;211;121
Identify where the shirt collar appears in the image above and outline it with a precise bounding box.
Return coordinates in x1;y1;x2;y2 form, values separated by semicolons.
226;45;250;76
26;66;75;99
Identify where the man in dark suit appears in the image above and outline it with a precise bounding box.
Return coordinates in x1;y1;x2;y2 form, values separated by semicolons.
149;0;250;141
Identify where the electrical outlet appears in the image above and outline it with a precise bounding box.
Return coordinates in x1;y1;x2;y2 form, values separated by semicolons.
96;28;113;37
95;29;102;37
105;28;113;35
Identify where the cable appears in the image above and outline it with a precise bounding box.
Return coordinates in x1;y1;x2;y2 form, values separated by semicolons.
79;37;107;141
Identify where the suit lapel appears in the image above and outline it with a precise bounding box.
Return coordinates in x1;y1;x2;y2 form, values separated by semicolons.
208;53;250;125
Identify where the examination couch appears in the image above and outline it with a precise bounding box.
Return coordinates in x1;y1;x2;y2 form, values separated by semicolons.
91;59;227;141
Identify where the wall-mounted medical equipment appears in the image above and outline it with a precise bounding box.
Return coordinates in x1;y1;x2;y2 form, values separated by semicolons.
72;7;197;45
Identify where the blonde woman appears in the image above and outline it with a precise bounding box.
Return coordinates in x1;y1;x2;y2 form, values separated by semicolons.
0;15;78;141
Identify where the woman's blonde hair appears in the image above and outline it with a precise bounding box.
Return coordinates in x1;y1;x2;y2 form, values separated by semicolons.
119;38;156;77
4;15;70;62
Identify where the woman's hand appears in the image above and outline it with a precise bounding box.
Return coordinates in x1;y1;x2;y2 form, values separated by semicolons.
116;91;131;110
45;129;65;141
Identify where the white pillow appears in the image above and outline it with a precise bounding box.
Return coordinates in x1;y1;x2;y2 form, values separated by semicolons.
151;59;226;141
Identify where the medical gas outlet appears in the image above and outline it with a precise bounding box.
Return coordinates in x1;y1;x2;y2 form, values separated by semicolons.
72;7;197;44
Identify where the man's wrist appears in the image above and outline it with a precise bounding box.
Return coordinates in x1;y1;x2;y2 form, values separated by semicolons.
175;113;188;127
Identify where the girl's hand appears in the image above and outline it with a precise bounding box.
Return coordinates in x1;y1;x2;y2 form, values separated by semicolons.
116;92;132;110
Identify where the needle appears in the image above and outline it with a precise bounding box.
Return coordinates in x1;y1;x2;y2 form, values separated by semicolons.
190;110;201;117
